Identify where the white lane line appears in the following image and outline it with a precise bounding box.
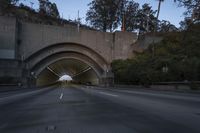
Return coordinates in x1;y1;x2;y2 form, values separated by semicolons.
99;92;118;97
0;123;8;129
115;90;200;101
59;93;63;99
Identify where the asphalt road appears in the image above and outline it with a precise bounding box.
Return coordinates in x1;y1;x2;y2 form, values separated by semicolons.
0;85;200;133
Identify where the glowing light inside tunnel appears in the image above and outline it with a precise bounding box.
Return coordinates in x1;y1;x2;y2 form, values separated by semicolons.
59;75;73;81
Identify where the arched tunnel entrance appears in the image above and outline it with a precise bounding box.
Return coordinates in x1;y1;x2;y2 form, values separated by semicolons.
36;59;100;86
25;43;114;87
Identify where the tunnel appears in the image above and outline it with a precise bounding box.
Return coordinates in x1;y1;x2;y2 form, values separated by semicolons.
36;59;99;86
25;43;113;87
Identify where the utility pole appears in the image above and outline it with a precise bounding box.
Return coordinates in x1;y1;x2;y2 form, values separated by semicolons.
146;10;150;32
121;11;125;31
61;13;64;24
77;10;81;32
121;4;126;32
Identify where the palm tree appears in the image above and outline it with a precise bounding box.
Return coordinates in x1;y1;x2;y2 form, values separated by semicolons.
156;0;164;20
156;0;177;20
153;0;176;57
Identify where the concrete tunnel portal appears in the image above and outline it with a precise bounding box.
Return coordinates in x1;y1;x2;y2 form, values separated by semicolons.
25;43;113;87
36;59;100;86
0;16;137;87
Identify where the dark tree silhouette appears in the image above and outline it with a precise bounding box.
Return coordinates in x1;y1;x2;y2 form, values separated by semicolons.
86;0;126;32
38;0;60;18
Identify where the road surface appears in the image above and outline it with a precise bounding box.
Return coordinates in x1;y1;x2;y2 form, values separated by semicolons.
0;85;200;133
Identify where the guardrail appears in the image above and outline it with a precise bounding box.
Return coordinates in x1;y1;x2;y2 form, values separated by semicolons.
114;81;200;91
154;81;200;85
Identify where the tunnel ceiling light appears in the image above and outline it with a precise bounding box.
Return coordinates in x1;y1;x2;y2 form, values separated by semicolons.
72;67;91;78
59;75;73;81
47;66;60;77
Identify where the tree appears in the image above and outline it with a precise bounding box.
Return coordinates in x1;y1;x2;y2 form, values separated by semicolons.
49;3;59;18
156;0;165;20
121;2;157;33
155;0;177;32
0;0;19;14
179;17;193;30
38;0;60;18
122;0;140;31
86;0;126;32
112;24;200;85
158;20;178;32
137;4;157;33
176;0;200;22
156;0;177;19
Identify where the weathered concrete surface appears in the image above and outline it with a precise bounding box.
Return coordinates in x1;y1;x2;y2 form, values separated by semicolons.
0;60;23;85
18;22;137;64
132;33;163;53
0;16;17;59
0;16;139;86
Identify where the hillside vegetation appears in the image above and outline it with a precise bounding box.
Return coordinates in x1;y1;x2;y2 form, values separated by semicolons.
112;23;200;88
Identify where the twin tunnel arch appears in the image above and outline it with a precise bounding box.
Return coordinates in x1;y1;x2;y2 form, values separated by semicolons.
25;43;113;86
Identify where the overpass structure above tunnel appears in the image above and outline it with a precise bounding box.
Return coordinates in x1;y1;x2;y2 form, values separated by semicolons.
0;16;138;87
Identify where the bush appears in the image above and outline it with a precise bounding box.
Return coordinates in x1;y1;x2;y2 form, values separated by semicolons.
112;23;200;85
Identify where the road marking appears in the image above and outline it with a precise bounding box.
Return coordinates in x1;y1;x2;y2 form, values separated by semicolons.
0;123;8;129
59;93;63;99
99;92;118;97
46;125;56;131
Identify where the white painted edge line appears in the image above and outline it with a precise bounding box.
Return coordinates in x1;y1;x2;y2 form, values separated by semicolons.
116;90;200;101
99;92;118;97
0;87;52;105
0;123;8;129
59;93;63;99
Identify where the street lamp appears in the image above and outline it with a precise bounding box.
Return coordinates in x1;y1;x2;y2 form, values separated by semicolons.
162;64;168;73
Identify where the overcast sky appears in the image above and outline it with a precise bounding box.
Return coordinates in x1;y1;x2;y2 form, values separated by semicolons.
21;0;186;27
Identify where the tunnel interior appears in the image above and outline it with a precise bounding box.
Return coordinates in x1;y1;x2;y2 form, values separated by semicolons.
36;59;99;86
